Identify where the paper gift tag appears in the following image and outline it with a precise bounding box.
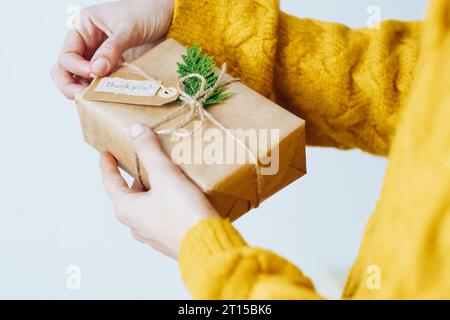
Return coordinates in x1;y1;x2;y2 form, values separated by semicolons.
84;70;180;106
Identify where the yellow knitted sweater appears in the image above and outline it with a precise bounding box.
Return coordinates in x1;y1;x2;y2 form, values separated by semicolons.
167;0;450;299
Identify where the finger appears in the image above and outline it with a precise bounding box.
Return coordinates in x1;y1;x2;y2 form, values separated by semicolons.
128;123;182;187
122;43;158;62
131;231;147;244
59;30;92;78
131;179;146;193
50;64;86;100
78;77;92;87
90;27;138;77
99;151;131;202
59;52;92;79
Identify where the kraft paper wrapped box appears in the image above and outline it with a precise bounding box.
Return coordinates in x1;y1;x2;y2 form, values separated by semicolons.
75;39;306;220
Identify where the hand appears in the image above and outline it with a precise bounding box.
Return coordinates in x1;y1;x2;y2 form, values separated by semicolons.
51;0;174;99
100;123;219;259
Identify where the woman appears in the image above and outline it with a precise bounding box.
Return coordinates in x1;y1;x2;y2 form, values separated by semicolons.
52;0;450;299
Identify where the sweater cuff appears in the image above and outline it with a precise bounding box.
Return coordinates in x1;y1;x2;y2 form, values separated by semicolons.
179;218;247;274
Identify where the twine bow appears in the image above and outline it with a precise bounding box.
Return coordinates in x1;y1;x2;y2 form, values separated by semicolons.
122;62;263;209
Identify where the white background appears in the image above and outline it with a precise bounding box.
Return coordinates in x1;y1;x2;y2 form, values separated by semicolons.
0;0;427;299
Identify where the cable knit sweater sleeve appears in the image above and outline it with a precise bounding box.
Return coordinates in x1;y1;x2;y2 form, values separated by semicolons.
167;0;421;156
167;0;425;300
179;218;323;299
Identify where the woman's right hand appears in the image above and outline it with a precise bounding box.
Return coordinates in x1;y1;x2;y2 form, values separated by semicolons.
51;0;174;99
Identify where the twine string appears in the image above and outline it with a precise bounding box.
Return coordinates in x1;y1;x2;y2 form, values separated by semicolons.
121;62;262;208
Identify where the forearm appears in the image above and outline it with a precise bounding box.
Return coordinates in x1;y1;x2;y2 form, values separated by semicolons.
168;0;421;156
276;13;421;155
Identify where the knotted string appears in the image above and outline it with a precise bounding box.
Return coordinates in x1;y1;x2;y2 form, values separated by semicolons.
121;62;263;209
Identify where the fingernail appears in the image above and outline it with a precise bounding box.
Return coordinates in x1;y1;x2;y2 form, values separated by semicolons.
91;58;109;75
129;123;146;139
88;73;97;79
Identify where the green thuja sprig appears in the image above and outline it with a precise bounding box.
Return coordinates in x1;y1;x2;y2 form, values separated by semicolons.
176;45;231;108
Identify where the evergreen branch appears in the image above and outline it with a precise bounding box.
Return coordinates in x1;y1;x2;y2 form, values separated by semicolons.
176;45;231;107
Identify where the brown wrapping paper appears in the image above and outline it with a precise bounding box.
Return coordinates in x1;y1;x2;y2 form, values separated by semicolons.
75;39;306;220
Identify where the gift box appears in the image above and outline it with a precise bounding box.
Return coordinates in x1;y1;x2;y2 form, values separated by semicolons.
75;39;306;220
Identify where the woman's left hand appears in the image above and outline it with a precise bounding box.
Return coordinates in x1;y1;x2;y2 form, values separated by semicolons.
100;123;219;259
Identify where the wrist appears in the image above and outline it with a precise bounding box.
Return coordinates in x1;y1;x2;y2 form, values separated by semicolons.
175;208;219;259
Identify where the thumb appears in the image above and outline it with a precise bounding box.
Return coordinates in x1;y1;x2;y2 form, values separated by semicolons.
90;28;137;77
129;123;183;187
